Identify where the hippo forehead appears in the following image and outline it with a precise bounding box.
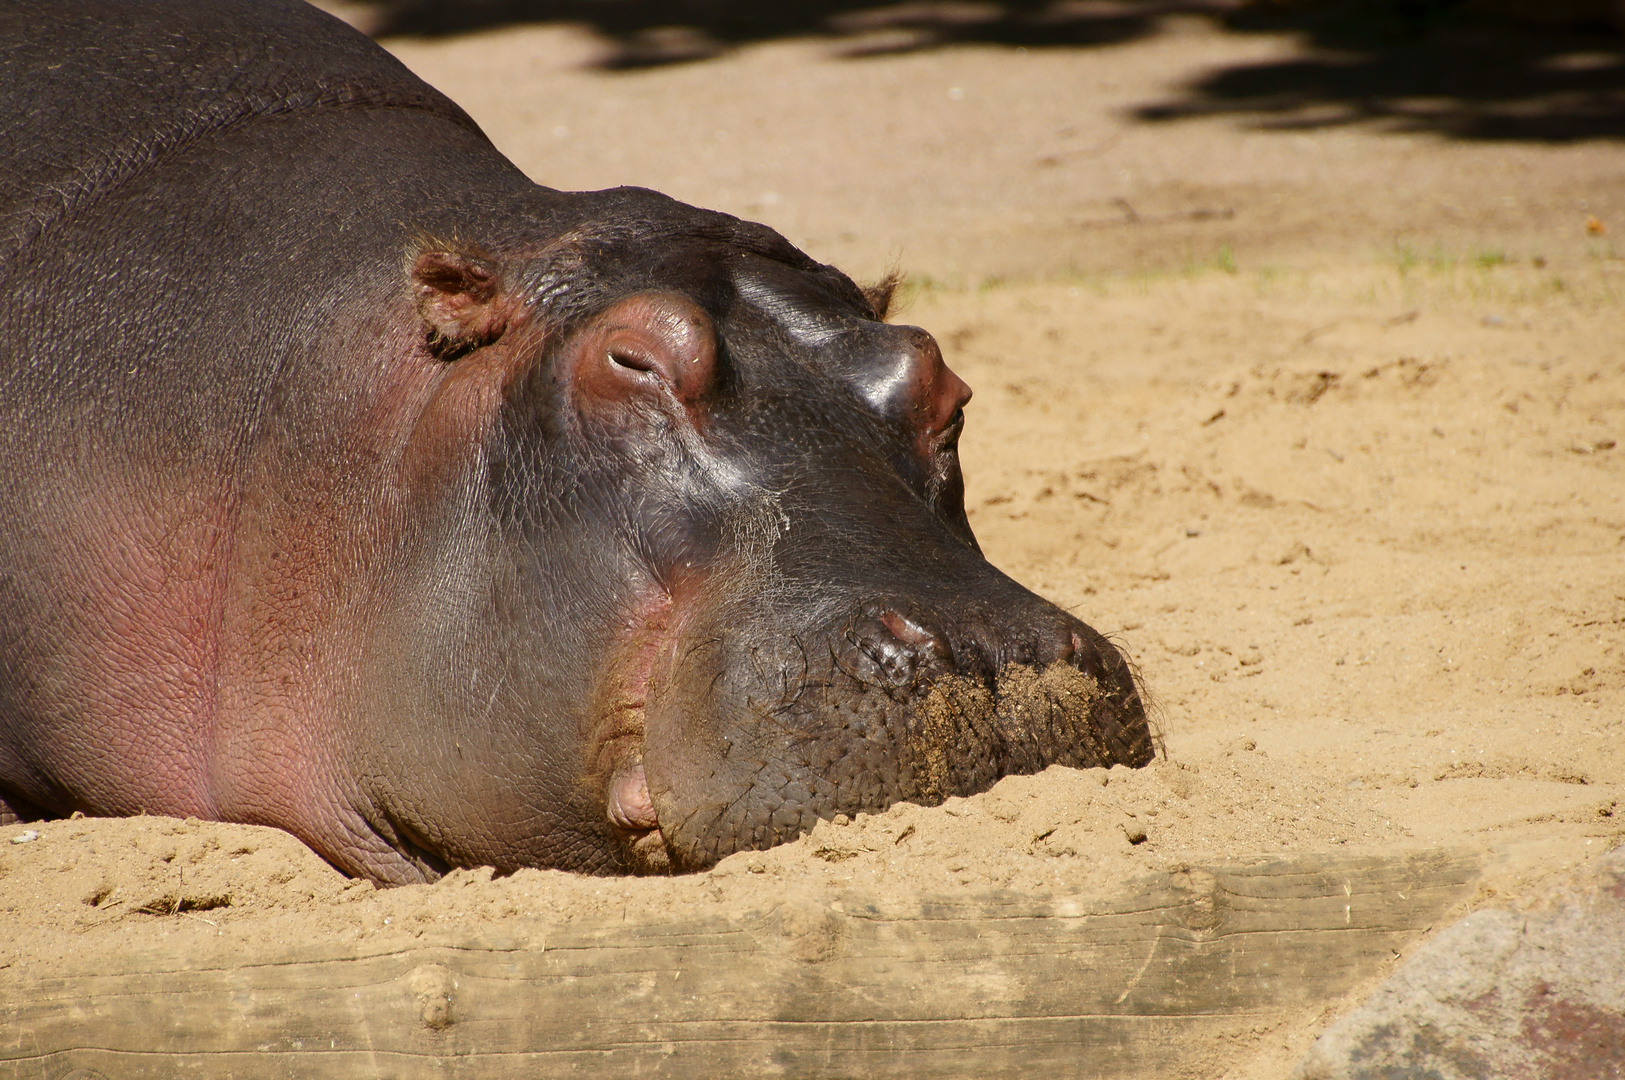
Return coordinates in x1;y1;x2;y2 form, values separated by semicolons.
513;187;877;332
728;255;876;343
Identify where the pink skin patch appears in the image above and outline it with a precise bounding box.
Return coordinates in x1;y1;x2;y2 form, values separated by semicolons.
607;763;659;832
590;587;685;866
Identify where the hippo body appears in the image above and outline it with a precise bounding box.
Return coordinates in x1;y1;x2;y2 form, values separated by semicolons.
0;0;1151;883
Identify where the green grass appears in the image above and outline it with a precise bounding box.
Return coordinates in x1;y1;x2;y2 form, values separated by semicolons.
1388;242;1465;275
1182;245;1238;277
894;242;1624;314
890;271;952;311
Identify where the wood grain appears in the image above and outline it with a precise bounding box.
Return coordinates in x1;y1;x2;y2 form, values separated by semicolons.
1;850;1479;1080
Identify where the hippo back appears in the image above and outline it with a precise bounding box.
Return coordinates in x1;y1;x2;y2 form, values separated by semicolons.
0;0;487;275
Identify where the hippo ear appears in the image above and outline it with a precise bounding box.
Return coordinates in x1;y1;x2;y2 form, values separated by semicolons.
411;247;519;359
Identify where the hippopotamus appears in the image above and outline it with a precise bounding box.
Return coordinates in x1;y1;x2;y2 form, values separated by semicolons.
0;0;1152;884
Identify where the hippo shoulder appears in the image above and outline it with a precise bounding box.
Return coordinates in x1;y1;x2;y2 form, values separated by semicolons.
0;0;486;270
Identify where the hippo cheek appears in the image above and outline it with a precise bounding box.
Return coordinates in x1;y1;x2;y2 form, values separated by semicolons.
638;684;738;872
636;628;898;870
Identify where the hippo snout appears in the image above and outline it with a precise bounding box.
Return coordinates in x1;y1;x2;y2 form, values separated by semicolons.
636;586;1152;872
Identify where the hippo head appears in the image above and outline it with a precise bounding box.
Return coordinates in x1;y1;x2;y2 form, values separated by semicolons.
379;188;1151;878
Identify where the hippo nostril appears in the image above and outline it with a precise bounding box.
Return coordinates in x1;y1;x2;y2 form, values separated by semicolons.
1066;629;1111;681
853;619;919;685
850;609;953;687
1034;625;1079;667
878;610;952;663
879;610;930;647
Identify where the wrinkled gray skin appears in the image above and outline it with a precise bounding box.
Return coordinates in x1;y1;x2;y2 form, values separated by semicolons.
0;0;1152;883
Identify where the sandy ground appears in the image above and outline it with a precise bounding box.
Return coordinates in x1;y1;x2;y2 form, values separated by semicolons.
4;5;1624;1075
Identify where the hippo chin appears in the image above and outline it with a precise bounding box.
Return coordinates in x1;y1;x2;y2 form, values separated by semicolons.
0;0;1152;883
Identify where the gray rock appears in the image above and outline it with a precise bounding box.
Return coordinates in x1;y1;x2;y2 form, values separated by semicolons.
1295;845;1625;1080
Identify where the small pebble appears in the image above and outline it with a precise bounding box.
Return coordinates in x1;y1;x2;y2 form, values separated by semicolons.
10;830;40;844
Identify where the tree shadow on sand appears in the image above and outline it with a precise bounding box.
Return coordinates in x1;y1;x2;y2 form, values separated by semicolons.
1134;0;1625;141
360;0;1224;66
357;0;1625;141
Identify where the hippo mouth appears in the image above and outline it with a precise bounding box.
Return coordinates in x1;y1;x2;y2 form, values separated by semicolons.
606;760;670;871
590;588;684;873
596;722;677;873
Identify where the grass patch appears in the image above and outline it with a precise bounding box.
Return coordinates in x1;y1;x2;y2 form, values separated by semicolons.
890;270;953;311
1183;245;1238;277
1391;242;1420;275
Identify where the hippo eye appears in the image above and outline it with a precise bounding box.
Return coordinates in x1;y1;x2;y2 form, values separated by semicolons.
608;347;656;374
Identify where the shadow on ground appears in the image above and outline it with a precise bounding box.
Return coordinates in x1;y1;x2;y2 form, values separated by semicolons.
360;0;1222;65
1138;0;1625;141
355;0;1624;141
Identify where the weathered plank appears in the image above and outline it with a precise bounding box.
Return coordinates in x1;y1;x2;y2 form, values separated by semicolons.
1;850;1479;1080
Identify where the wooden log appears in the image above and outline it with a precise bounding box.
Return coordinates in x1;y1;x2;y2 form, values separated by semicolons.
1;850;1479;1080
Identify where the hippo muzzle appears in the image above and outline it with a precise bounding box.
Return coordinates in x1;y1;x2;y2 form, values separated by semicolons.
631;586;1150;871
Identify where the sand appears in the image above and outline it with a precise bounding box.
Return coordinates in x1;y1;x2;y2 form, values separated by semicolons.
3;6;1622;1074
